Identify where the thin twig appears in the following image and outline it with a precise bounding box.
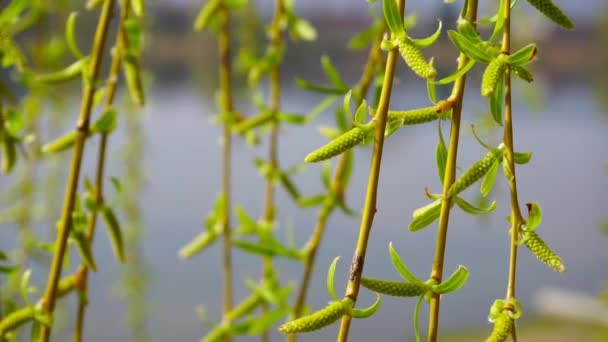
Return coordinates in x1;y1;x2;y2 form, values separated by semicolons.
336;1;404;340
287;30;383;342
38;1;116;340
72;1;133;341
426;2;478;341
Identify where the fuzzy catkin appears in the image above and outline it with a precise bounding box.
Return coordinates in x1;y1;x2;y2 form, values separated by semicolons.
481;56;508;97
523;231;566;272
398;38;437;79
526;0;575;29
486;313;513;342
305;126;368;163
447;147;503;198
387;105;451;126
279;300;349;333
361;277;428;297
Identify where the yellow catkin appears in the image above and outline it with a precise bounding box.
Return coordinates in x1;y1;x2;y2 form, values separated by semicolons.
526;0;575;29
279;300;350;333
397;38;437;79
305;126;369;163
486;312;513;342
361;277;428;297
522;231;566;272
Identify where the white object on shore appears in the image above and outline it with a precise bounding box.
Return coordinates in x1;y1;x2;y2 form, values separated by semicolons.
533;287;608;327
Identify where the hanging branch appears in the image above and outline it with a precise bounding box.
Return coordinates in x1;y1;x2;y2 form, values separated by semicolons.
335;1;404;340
287;30;383;342
38;1;116;340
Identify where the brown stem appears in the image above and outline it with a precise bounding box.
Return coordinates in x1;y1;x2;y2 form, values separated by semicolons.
72;1;133;340
336;2;404;340
38;1;116;340
218;1;234;338
426;2;478;341
287;30;383;342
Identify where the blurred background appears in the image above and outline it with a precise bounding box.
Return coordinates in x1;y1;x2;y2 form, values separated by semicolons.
1;0;608;341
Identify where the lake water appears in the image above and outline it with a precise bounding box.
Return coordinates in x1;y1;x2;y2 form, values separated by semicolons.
2;79;608;341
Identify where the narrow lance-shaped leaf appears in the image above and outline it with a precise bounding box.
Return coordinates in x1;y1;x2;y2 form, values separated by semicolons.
35;59;86;84
101;206;126;263
1;137;16;174
178;224;221;259
41;131;78;154
447;30;494;64
507;43;537;66
71;230;97;272
194;0;221;31
410;20;442;48
481;158;500;197
321;55;348;90
490;71;504;125
436;122;448;184
65;12;85;59
454;197;497;216
123;56;145;106
382;0;406;39
388;242;424;284
525;202;542;230
433;59;476;85
409;198;442;232
433;265;469;294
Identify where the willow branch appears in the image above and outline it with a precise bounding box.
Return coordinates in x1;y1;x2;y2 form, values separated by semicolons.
287;31;383;342
38;1;116;340
427;1;479;341
336;1;404;340
501;1;524;340
218;0;235;337
73;1;133;341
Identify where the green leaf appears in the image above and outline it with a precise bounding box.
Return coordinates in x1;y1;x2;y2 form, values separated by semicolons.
278;112;307;125
490;0;507;41
454;197;497;215
409;199;442;232
343;90;353;119
233;240;278;257
447;30;494;64
247;306;290;335
321;162;331;189
235;206;258;234
295;77;345;95
65;12;84;59
335;106;348;132
35;59;86;84
433;265;469;294
514;151;532;164
298;194;327;208
413;296;424;342
354;100;367;125
525;202;542;231
110;177;122;192
410;20;442;48
194;0;221;31
351;293;381;318
178;228;220;259
436;123;447;185
90;108;117;134
456;17;483;44
327;256;340;301
480;159;500;197
348;22;382;50
433;59;475;85
388;242;423;284
321;55;348;90
512;65;534;83
489;71;504;125
426;78;437;103
71;230;97;271
101;206;125;262
292;19;317;41
382;0;405;39
131;0;145;17
507;43;537;66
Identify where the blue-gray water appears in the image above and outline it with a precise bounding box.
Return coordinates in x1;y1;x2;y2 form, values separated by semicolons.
1;80;607;341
